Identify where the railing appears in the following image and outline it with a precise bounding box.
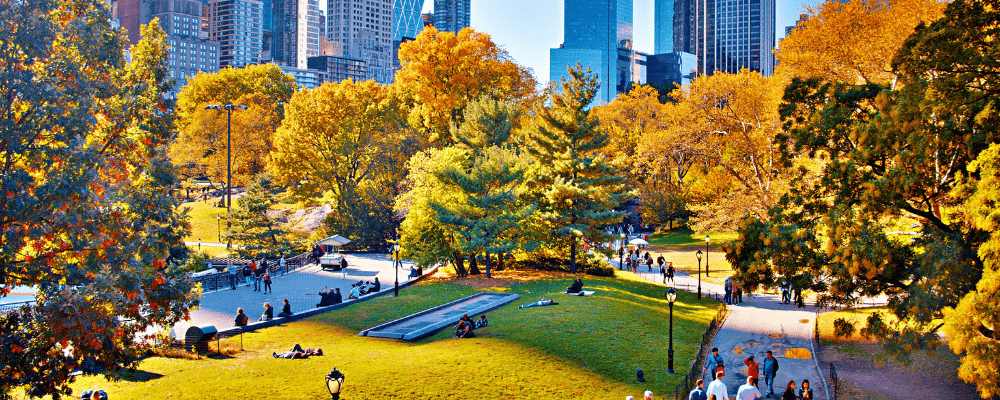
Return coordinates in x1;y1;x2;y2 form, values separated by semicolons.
829;362;839;400
191;252;312;292
0;300;36;315
669;301;730;400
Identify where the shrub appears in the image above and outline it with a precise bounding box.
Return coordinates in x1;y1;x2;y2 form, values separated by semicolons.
512;246;616;277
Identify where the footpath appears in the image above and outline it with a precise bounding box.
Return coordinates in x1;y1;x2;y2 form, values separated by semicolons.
623;261;830;400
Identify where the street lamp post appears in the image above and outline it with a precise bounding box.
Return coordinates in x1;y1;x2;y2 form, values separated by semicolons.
696;249;703;300
619;234;626;270
705;235;710;277
324;368;345;399
205;103;246;247
216;215;221;242
393;243;400;297
666;287;677;374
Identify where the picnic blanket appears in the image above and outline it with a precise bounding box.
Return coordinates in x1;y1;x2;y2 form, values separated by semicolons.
564;290;596;296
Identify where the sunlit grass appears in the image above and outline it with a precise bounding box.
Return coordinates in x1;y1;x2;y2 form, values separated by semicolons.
61;273;721;399
179;200;230;243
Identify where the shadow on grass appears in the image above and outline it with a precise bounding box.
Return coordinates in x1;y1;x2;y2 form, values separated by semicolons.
118;369;165;383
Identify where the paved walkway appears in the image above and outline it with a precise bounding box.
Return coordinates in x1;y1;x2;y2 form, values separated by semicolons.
171;253;415;336
618;260;830;400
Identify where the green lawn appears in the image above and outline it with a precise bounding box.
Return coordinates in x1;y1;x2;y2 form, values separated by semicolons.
63;272;721;399
647;228;738;250
179;200;229;243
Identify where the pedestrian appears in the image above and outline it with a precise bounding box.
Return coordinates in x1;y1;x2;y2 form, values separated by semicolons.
736;377;762;400
734;278;743;303
661;263;668;284
744;355;759;382
657;253;666;270
704;347;725;382
263;268;272;294
763;350;779;398
793;283;803;306
667;262;675;284
724;277;733;305
228;261;238;290
688;379;708;400
253;260;265;291
645;254;654;272
279;254;286;274
780;381;796;400
706;371;730;400
798;379;813;400
243;262;253;286
780;279;790;304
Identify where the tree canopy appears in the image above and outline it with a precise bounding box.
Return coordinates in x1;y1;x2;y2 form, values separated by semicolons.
0;6;197;398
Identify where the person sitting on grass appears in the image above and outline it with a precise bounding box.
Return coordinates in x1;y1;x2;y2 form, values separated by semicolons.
277;299;292;318
475;314;488;329
454;317;475;339
272;343;323;359
566;278;583;294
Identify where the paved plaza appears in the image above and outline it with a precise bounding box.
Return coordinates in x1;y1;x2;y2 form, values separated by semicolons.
171;253;415;336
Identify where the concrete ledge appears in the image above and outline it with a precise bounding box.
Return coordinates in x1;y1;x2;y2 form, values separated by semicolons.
359;291;520;342
214;266;439;338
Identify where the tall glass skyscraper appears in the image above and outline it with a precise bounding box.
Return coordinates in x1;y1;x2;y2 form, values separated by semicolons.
273;0;321;69
671;0;774;76
550;0;634;105
432;0;470;33
393;0;423;41
208;0;264;68
654;0;674;54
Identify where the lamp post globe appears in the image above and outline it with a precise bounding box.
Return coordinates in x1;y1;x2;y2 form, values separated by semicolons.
666;287;677;374
393;243;400;297
325;368;345;399
695;249;703;300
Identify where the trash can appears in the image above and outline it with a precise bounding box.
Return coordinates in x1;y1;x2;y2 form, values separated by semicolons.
184;325;217;353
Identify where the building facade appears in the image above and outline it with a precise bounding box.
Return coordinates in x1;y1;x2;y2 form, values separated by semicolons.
326;0;394;84
671;0;774;76
307;55;368;83
550;0;635;105
207;0;264;68
277;65;330;89
654;0;674;55
646;51;697;89
432;0;470;33
273;0;321;69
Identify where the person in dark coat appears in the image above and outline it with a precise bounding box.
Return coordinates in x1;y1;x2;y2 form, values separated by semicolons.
278;299;292;318
566;279;583;294
372;277;381;292
332;288;343;304
234;308;248;327
316;288;333;307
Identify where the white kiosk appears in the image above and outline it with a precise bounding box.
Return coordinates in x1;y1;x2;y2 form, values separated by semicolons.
317;235;351;271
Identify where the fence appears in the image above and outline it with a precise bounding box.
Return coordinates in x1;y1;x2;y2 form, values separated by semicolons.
668;301;730;400
192;252;312;292
0;300;36;315
829;362;839;400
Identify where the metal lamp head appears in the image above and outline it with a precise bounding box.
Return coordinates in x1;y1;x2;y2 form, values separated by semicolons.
325;368;345;399
666;287;677;304
696;249;703;261
705;235;710;244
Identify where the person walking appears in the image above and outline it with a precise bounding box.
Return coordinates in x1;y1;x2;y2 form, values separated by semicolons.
706;371;730;400
763;350;780;398
242;262;253;287
228;261;238;290
657;254;665;271
744;355;760;382
661;262;668;284
688;379;708;400
724;277;733;305
279;254;286;274
734;278;743;303
645;254;654;272
253;260;265;292
263;268;273;294
704;347;725;382
798;379;813;400
667;262;675;284
736;377;762;400
780;280;791;304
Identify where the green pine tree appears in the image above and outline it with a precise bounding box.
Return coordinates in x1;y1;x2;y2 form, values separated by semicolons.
524;64;631;273
225;174;285;258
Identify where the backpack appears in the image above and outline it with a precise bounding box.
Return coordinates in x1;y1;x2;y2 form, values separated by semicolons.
239;314;249;326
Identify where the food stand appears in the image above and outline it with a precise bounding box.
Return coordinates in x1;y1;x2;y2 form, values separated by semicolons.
317;235;351;271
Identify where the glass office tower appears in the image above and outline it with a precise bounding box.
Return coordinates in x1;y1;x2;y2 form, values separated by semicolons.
550;0;634;105
208;0;264;68
672;0;773;76
432;0;470;33
654;0;674;55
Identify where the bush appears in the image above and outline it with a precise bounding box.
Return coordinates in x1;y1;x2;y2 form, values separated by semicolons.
178;252;212;274
512;246;616;277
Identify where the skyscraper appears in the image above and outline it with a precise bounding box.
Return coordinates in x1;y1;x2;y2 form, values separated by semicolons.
273;0;321;69
327;0;394;84
550;0;635;105
671;0;774;76
207;0;264;68
432;0;470;33
654;0;674;54
394;0;423;41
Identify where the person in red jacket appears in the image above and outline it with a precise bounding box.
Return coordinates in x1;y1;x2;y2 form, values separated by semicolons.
744;355;760;382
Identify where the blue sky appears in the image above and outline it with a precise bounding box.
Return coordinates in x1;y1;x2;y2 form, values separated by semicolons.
417;0;823;84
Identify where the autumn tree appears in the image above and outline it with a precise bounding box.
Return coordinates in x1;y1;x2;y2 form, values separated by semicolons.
0;9;197;399
170;64;295;187
726;0;1000;395
524;65;631;273
777;0;945;84
224;174;291;258
269;79;418;251
682;70;787;230
395;26;537;145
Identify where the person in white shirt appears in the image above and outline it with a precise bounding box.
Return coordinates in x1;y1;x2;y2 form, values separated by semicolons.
736;376;762;400
706;371;730;400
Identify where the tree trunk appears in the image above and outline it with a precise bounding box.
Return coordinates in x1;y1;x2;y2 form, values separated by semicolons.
468;252;481;275
570;240;577;274
484;251;492;279
496;252;505;271
452;251;467;278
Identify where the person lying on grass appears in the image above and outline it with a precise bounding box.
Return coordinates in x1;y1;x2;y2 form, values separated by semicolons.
273;344;324;359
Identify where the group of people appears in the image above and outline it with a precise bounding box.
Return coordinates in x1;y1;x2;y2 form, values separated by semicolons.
272;343;323;359
692;348;812;400
234;299;293;326
724;277;744;305
347;278;380;299
230;258;282;294
316;287;344;307
454;313;487;339
779;280;802;305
